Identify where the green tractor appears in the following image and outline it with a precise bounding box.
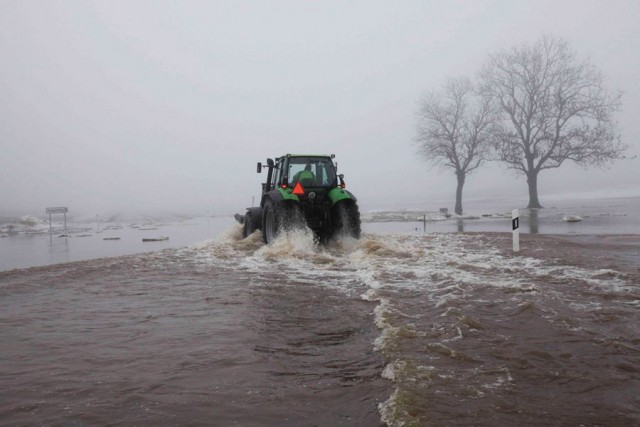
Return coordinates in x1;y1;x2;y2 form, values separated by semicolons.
234;154;361;244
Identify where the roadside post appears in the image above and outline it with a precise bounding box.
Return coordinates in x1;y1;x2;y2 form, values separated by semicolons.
512;209;520;252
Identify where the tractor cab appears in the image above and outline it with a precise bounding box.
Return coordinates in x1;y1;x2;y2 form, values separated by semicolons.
258;154;344;195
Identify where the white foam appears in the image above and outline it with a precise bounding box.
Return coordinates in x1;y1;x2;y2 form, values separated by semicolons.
377;389;402;427
217;223;245;243
360;288;380;302
255;227;318;260
189;226;634;300
381;362;400;381
373;298;393;329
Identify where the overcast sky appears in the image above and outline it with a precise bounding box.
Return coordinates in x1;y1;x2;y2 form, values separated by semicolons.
1;0;639;217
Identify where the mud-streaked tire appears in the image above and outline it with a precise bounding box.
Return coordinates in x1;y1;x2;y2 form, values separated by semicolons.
333;201;361;239
243;212;255;238
262;199;301;244
262;199;278;244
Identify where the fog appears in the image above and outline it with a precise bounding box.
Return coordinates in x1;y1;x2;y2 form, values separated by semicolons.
1;0;638;217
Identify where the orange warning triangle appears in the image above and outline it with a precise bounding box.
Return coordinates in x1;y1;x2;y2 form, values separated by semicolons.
292;181;305;196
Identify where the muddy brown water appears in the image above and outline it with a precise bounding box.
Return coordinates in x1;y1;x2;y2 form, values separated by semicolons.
1;227;638;426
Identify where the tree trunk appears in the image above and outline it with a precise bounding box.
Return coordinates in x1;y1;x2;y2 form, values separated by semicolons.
526;170;543;208
455;171;465;215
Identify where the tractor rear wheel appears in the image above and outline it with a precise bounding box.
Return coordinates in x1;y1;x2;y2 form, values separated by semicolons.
262;199;301;244
333;201;361;239
262;199;279;244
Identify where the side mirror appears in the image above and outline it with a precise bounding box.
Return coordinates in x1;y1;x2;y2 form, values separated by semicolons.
339;174;345;189
257;162;262;173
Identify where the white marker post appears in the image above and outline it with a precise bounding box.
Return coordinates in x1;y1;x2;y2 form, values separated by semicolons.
512;209;520;252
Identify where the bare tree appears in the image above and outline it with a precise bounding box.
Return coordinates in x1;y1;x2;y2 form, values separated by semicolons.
479;36;624;208
416;77;495;215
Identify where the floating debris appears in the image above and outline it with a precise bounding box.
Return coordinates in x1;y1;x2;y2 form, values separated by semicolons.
104;225;123;230
103;237;121;241
563;215;583;222
142;237;169;242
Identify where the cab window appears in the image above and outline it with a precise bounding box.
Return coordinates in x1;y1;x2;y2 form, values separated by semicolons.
288;157;336;187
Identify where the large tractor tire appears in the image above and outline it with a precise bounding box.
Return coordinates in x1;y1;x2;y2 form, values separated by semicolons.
262;199;301;244
333;200;361;239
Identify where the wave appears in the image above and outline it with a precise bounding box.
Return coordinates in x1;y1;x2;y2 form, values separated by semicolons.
0;215;49;234
174;226;638;426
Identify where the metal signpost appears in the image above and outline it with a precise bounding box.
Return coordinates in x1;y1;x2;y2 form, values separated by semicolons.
512;209;520;252
46;207;68;232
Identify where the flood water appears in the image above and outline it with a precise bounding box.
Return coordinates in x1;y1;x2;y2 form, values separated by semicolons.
1;225;638;426
2;195;639;272
0;216;234;272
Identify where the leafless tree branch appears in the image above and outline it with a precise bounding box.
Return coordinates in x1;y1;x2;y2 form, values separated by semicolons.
415;76;497;214
478;35;625;207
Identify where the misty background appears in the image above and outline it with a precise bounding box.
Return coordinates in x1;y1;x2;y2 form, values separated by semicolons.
1;0;638;218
